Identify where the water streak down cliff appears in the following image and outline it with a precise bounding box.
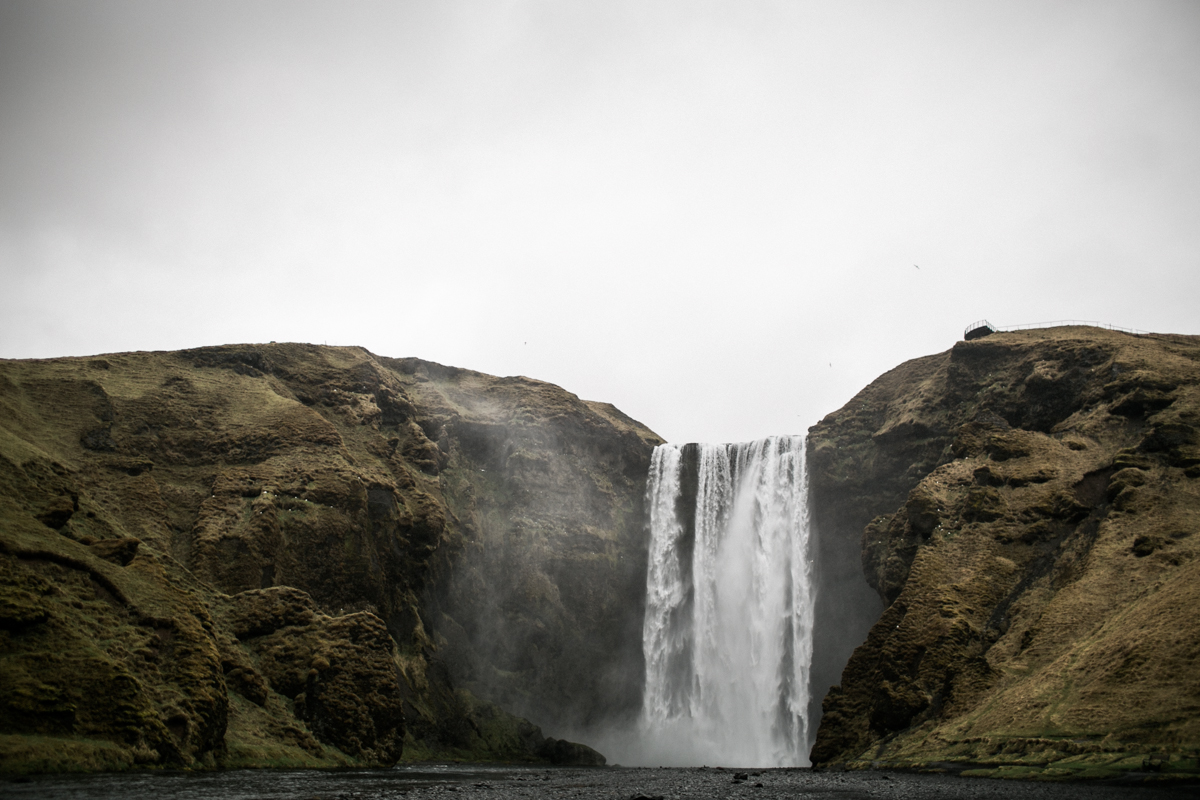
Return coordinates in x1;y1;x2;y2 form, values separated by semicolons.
639;436;814;767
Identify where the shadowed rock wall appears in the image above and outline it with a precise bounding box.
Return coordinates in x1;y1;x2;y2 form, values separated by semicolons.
385;357;660;732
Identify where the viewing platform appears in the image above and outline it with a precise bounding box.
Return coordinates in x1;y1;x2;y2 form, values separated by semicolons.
964;320;997;340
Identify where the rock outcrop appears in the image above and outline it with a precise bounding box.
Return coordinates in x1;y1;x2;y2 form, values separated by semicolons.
807;327;1200;779
0;344;658;772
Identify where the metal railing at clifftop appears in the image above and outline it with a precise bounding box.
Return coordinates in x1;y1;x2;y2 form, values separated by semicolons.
964;320;997;340
964;319;1152;340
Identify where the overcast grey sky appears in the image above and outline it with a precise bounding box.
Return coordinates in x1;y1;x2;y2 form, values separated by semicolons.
2;1;1198;443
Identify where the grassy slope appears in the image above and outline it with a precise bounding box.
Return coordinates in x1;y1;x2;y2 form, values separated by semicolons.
0;348;383;771
0;344;659;773
808;328;1200;780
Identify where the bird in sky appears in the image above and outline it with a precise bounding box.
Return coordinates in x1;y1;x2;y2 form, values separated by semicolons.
914;264;921;270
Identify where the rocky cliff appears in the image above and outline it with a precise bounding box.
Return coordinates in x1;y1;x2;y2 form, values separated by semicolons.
807;326;1200;779
0;344;659;773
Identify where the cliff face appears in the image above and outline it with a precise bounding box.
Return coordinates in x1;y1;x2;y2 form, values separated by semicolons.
391;358;660;731
0;344;659;773
807;327;1200;778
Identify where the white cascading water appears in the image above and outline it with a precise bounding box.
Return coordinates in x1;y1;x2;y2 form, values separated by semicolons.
639;435;814;767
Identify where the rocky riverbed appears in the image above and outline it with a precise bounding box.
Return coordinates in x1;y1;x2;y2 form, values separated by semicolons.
4;765;1198;800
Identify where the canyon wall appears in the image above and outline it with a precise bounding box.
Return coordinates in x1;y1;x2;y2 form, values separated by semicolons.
0;344;659;772
806;327;1200;779
8;328;1197;778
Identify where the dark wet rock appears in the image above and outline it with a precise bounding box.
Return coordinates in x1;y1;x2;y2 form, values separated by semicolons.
537;736;606;766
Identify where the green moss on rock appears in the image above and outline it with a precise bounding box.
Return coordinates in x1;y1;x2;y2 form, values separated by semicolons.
808;327;1200;778
1;343;657;772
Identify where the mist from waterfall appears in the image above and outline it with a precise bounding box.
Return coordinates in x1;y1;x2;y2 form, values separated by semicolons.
637;435;814;767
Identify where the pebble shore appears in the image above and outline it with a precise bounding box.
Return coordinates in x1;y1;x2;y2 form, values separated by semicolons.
397;766;1199;800
7;764;1198;800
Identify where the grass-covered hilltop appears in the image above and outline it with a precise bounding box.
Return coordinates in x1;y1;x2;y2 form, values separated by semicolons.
0;344;660;773
807;326;1200;781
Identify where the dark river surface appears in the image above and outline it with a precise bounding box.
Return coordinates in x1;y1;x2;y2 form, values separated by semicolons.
3;764;1197;800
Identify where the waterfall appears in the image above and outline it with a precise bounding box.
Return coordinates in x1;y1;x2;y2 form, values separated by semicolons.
639;435;814;767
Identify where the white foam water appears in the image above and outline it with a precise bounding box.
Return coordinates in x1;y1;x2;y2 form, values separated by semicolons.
639;435;814;767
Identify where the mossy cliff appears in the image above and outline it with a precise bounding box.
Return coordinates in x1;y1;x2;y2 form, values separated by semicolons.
391;358;661;731
0;344;659;773
807;327;1200;780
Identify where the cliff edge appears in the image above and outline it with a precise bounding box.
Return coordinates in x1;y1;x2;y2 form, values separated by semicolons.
807;326;1200;779
0;344;658;772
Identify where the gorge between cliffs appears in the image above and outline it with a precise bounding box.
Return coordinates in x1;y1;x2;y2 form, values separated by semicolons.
1;325;1198;781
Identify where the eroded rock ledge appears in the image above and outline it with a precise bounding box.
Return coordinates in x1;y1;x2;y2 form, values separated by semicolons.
807;327;1200;779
